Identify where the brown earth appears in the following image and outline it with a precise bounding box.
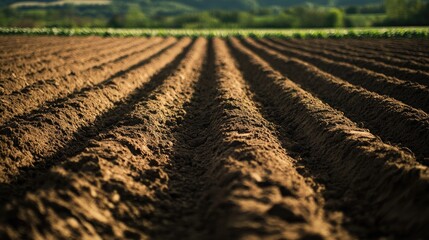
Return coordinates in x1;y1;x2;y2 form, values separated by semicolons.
0;36;429;239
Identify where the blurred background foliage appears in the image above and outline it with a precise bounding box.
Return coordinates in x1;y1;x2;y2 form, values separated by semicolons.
0;0;428;28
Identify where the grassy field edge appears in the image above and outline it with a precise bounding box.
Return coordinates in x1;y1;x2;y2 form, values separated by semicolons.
1;27;428;38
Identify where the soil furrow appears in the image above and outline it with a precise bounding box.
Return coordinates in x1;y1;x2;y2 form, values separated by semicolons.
0;36;51;48
0;37;192;184
301;39;429;61
0;37;197;201
182;38;349;239
0;36;81;55
228;37;429;238
0;36;103;60
288;39;429;72
333;39;429;63
346;39;429;53
271;38;429;87
371;39;429;54
0;36;81;49
244;37;429;163
0;37;120;91
1;36;429;239
0;37;119;70
0;37;205;240
0;37;127;77
0;36;110;58
258;38;429;113
0;38;150;95
0;37;169;124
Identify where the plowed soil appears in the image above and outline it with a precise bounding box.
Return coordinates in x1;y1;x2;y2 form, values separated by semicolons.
1;36;429;240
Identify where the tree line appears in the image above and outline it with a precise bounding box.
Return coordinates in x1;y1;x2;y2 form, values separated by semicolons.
0;0;427;28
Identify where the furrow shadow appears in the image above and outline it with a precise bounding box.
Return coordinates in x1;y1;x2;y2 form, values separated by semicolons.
0;38;175;127
0;39;195;203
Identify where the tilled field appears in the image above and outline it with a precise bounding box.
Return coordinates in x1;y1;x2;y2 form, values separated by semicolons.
0;36;429;239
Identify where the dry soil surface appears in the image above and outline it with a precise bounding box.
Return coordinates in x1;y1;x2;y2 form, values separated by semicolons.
0;36;429;239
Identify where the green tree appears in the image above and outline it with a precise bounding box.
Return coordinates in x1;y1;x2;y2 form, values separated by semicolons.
385;0;424;20
326;8;344;27
125;4;149;27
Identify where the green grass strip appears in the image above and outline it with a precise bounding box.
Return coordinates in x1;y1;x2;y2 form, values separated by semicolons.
0;27;428;38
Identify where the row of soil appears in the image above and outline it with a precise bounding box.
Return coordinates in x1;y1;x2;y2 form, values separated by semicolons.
0;37;204;240
294;38;429;73
244;38;429;163
0;37;172;124
0;35;49;47
287;39;429;72
0;38;128;90
185;38;346;239
0;37;150;95
343;39;429;57
0;37;127;74
0;37;192;183
0;36;79;48
0;37;124;93
256;38;429;114
323;39;429;65
0;37;428;239
0;38;350;240
338;39;429;64
0;36;104;60
227;38;429;238
271;38;429;87
0;36;81;54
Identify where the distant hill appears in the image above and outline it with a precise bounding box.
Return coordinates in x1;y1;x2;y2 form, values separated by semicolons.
257;0;383;7
9;0;109;8
131;0;385;9
3;0;384;9
3;0;109;8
